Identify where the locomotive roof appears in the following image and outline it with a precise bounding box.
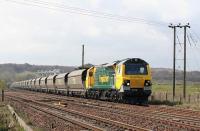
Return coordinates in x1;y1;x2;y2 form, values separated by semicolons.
95;58;148;67
117;58;148;65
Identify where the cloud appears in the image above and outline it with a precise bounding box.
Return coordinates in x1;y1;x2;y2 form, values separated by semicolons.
121;0;190;23
0;0;199;70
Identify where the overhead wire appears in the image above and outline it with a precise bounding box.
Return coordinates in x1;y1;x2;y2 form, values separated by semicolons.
28;0;162;24
188;31;197;45
177;35;182;48
186;30;200;71
186;30;200;87
188;29;200;50
188;29;198;44
175;29;200;71
4;0;167;26
190;29;200;43
187;33;192;46
176;28;183;70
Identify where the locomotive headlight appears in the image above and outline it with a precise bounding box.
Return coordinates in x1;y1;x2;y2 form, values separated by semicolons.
144;80;152;86
123;80;130;86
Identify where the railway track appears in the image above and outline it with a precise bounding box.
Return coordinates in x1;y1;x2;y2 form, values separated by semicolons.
6;94;150;131
41;95;200;130
6;89;200;130
7;95;102;131
10;90;200;126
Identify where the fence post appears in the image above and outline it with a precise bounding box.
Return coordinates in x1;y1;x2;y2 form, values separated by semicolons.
2;89;4;102
159;93;161;101
180;95;182;103
166;92;168;101
188;94;191;103
151;93;154;101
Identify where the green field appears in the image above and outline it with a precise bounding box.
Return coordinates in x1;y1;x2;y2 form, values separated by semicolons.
152;83;200;94
151;83;200;110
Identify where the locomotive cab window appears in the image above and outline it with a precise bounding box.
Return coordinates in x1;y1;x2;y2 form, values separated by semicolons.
125;64;147;75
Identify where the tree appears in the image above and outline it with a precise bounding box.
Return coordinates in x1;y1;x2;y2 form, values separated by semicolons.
0;80;6;90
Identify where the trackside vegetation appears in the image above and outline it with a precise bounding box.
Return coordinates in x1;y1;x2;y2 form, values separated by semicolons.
0;104;24;131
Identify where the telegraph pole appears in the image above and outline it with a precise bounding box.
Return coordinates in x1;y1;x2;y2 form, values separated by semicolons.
168;23;179;101
82;44;85;68
169;23;190;100
181;23;190;99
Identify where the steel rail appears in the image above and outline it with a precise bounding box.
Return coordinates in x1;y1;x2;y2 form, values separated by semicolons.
6;94;151;131
7;90;200;129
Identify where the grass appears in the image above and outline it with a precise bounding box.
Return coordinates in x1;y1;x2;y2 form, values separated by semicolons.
150;83;200;110
149;100;182;106
0;103;24;131
152;83;200;94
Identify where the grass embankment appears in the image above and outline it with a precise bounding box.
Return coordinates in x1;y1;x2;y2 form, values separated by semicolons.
9;103;43;131
0;103;24;131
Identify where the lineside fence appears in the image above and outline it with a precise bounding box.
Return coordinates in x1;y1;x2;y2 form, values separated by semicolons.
150;92;200;104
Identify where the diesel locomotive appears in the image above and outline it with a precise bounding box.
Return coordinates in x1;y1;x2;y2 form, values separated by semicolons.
11;58;152;104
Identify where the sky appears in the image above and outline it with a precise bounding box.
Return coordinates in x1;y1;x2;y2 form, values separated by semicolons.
0;0;200;70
